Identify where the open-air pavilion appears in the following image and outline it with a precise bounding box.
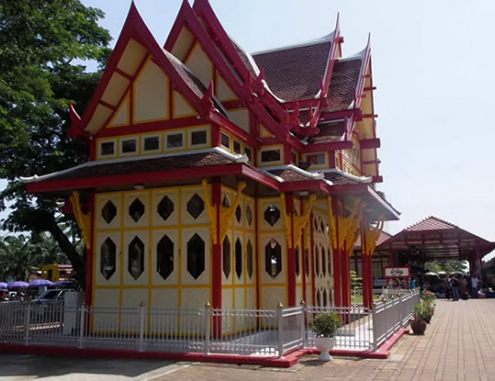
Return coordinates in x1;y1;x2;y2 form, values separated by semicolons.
377;216;495;278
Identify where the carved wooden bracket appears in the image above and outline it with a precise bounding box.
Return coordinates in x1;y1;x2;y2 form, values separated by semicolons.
69;191;92;250
281;193;317;249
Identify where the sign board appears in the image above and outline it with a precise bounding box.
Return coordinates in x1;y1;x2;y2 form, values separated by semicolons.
384;267;410;278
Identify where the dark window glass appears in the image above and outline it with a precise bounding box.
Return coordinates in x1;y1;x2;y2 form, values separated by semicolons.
222;196;230;208
315;244;320;275
101;201;117;224
264;204;280;226
261;149;281;162
327;249;332;276
244;147;252;162
157;196;174;221
233;140;242;154
265;239;282;279
144;136;160;151
292;151;298;165
187;234;205;279
221;133;230;148
246;204;253;226
187;194;204;219
157;235;174;280
100;238;116;280
307;154;325;165
321;246;326;276
129;198;145;222
223;236;231;278
235;205;242;223
235;238;243;279
128;236;144;280
247;240;254;279
295;247;300;277
167;133;183;148
122;139;137;153
101;142;115;156
191;130;207;145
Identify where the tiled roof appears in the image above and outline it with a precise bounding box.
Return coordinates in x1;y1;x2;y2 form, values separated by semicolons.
405;216;459;232
230;38;259;77
28;152;238;183
323;170;368;185
354;230;392;249
308;120;346;144
325;58;362;112
163;49;207;98
252;41;332;102
267;168;314;182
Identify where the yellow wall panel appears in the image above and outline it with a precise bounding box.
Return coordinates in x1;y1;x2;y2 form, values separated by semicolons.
173;91;197;118
184;43;213;87
108;91;130;127
216;74;237;102
134;60;169;123
229;108;250;133
171;28;195;61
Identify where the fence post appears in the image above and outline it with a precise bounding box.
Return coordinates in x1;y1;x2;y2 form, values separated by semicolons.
204;301;211;355
372;304;378;351
300;300;306;348
138;302;145;352
277;302;284;358
78;305;85;349
24;303;31;346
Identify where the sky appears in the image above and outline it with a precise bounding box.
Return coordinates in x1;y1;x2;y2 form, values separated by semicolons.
3;0;495;256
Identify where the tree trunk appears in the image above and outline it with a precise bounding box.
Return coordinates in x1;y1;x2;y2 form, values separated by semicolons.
44;217;86;289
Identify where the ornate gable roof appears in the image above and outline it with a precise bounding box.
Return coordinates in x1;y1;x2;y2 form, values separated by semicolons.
405;216;458;232
252;38;333;102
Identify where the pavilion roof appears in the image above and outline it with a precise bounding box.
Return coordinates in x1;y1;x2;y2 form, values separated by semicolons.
377;216;495;260
325;57;363;112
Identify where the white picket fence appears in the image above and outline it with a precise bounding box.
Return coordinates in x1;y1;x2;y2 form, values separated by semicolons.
0;290;420;358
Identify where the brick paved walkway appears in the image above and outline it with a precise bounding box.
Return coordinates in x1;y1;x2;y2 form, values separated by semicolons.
160;299;495;381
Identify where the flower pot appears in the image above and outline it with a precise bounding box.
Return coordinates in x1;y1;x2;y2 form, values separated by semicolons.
314;337;335;361
424;313;432;324
410;319;427;335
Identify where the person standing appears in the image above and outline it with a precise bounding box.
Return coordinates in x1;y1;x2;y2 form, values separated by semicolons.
451;276;460;301
471;275;479;298
445;275;453;300
460;276;468;298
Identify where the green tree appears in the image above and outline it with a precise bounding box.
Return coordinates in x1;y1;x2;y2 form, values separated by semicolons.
350;270;362;289
425;259;467;274
0;233;66;281
0;0;111;288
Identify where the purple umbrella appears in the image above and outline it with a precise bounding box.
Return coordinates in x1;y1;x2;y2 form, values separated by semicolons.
7;281;29;290
0;282;8;289
52;280;72;287
28;279;54;288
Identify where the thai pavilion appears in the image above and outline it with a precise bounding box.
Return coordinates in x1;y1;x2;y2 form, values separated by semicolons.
23;0;399;327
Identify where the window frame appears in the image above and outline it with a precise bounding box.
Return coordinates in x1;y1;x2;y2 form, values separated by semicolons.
120;137;138;156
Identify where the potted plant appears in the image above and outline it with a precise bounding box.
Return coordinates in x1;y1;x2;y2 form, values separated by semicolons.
312;311;340;361
410;303;428;335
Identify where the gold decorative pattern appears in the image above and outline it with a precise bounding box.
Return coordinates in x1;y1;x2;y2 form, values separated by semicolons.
281;193;317;249
363;217;385;256
202;179;246;244
69;191;92;249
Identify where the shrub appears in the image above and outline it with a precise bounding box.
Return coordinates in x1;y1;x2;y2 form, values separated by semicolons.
313;312;340;338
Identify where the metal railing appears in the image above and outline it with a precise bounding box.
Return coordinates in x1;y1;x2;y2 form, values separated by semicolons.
0;290;420;358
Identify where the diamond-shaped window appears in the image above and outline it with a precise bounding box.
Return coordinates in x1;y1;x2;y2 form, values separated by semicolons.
100;238;116;280
157;196;174;221
265;239;282;279
187;194;205;219
235;205;242;223
246;204;253;226
222;236;231;278
128;236;144;280
129;198;145;223
222;196;230;208
187;234;205;279
157;235;174;280
264;204;280;226
235;238;243;279
247;240;254;279
101;201;117;224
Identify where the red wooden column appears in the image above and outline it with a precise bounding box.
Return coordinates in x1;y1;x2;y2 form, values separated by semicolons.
300;199;307;305
331;197;342;307
309;212;317;307
284;193;296;306
85;193;95;307
211;181;222;337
